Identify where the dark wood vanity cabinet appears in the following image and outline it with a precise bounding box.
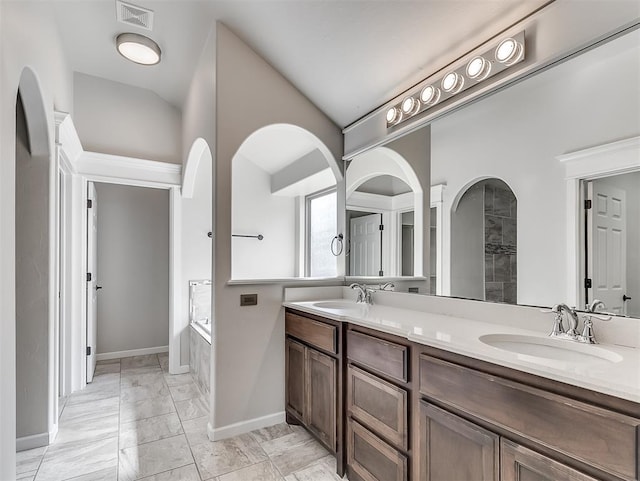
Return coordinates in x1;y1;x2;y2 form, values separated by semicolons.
284;309;639;481
416;349;640;481
284;309;341;459
346;327;411;481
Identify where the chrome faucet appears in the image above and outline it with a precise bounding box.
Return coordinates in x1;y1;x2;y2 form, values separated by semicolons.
545;302;611;344
378;282;395;291
581;300;611;344
550;303;579;338
350;283;373;305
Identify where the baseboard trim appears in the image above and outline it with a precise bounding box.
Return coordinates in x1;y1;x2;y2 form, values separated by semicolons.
96;345;169;361
17;432;49;452
171;364;190;375
208;411;286;442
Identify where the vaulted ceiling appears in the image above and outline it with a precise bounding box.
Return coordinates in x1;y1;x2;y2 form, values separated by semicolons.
52;0;552;128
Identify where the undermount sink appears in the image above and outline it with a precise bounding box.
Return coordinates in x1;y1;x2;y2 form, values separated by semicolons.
311;300;365;312
479;334;623;365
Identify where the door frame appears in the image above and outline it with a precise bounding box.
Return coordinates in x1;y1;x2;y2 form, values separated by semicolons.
558;136;640;310
55;112;187;396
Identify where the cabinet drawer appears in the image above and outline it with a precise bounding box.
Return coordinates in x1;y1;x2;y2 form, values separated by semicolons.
348;365;408;450
347;418;407;481
286;312;337;354
347;330;408;382
419;355;640;480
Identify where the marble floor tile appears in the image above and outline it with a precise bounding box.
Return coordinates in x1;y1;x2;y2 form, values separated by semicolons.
17;469;37;480
250;423;296;444
138;464;201;481
191;433;267;480
164;373;195;387
120;382;170;403
55;412;119;446
60;396;120;424
175;396;209;421
118;434;194;481
215;460;284;481
66;379;120;406
119;412;184;449
35;437;118;481
120;395;176;424
121;354;160;371
65;466;118;481
169;382;202;402
121;370;165;389
158;353;169;373
16;446;48;474
261;430;329;477
181;416;210;448
283;455;344;481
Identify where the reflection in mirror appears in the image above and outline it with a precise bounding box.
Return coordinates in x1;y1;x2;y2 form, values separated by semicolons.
345;141;425;278
450;179;517;304
583;172;640;317
429;28;639;314
231;124;339;280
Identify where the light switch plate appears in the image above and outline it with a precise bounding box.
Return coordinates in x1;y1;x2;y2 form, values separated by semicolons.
240;293;258;306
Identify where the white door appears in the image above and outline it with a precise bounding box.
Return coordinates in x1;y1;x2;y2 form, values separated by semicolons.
350;213;382;276
587;181;627;314
86;183;98;382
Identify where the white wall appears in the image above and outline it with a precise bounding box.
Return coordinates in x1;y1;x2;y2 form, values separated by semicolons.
232;154;296;279
74;72;182;164
0;1;73;475
181;145;213;365
94;183;170;354
210;22;343;436
431;31;640;308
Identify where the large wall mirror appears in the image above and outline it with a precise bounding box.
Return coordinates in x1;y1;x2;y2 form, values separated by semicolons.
345;128;430;279
425;28;639;316
231;124;342;280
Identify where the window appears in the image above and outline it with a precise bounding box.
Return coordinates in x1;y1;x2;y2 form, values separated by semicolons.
307;189;338;277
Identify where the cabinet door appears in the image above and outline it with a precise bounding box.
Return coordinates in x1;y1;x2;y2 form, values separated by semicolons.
419;402;499;481
306;348;337;450
285;338;305;421
501;439;600;481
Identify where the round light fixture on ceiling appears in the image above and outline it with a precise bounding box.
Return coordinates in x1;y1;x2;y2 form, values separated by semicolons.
401;96;420;116
116;33;161;66
495;37;523;66
441;71;464;94
420;85;441;107
386;106;401;125
466;56;491;81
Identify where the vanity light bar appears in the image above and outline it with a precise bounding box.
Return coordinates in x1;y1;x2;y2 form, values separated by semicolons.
386;31;525;128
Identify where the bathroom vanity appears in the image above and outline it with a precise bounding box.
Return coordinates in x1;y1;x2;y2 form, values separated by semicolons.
283;290;640;481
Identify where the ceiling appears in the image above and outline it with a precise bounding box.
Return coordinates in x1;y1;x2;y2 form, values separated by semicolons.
52;0;552;128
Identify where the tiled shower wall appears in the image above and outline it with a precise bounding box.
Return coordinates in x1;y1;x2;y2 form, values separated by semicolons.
189;326;211;403
484;184;517;304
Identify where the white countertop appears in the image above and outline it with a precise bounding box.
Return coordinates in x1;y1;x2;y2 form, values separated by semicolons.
284;298;640;404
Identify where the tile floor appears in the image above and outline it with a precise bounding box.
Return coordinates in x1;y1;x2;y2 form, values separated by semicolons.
16;354;346;481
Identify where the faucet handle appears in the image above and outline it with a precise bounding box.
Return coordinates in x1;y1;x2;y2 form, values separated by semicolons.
586;313;612;322
541;307;565;336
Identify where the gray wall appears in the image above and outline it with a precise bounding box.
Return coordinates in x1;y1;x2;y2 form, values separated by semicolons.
95;183;169;354
74;72;182;164
210;22;343;431
15;94;49;439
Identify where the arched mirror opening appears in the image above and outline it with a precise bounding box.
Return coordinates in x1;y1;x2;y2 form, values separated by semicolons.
346;143;425;279
231;124;339;280
183;138;213;339
581;171;640;318
426;27;640;316
450;178;517;305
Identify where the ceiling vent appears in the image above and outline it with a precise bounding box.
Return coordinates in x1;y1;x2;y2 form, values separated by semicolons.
116;1;154;31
